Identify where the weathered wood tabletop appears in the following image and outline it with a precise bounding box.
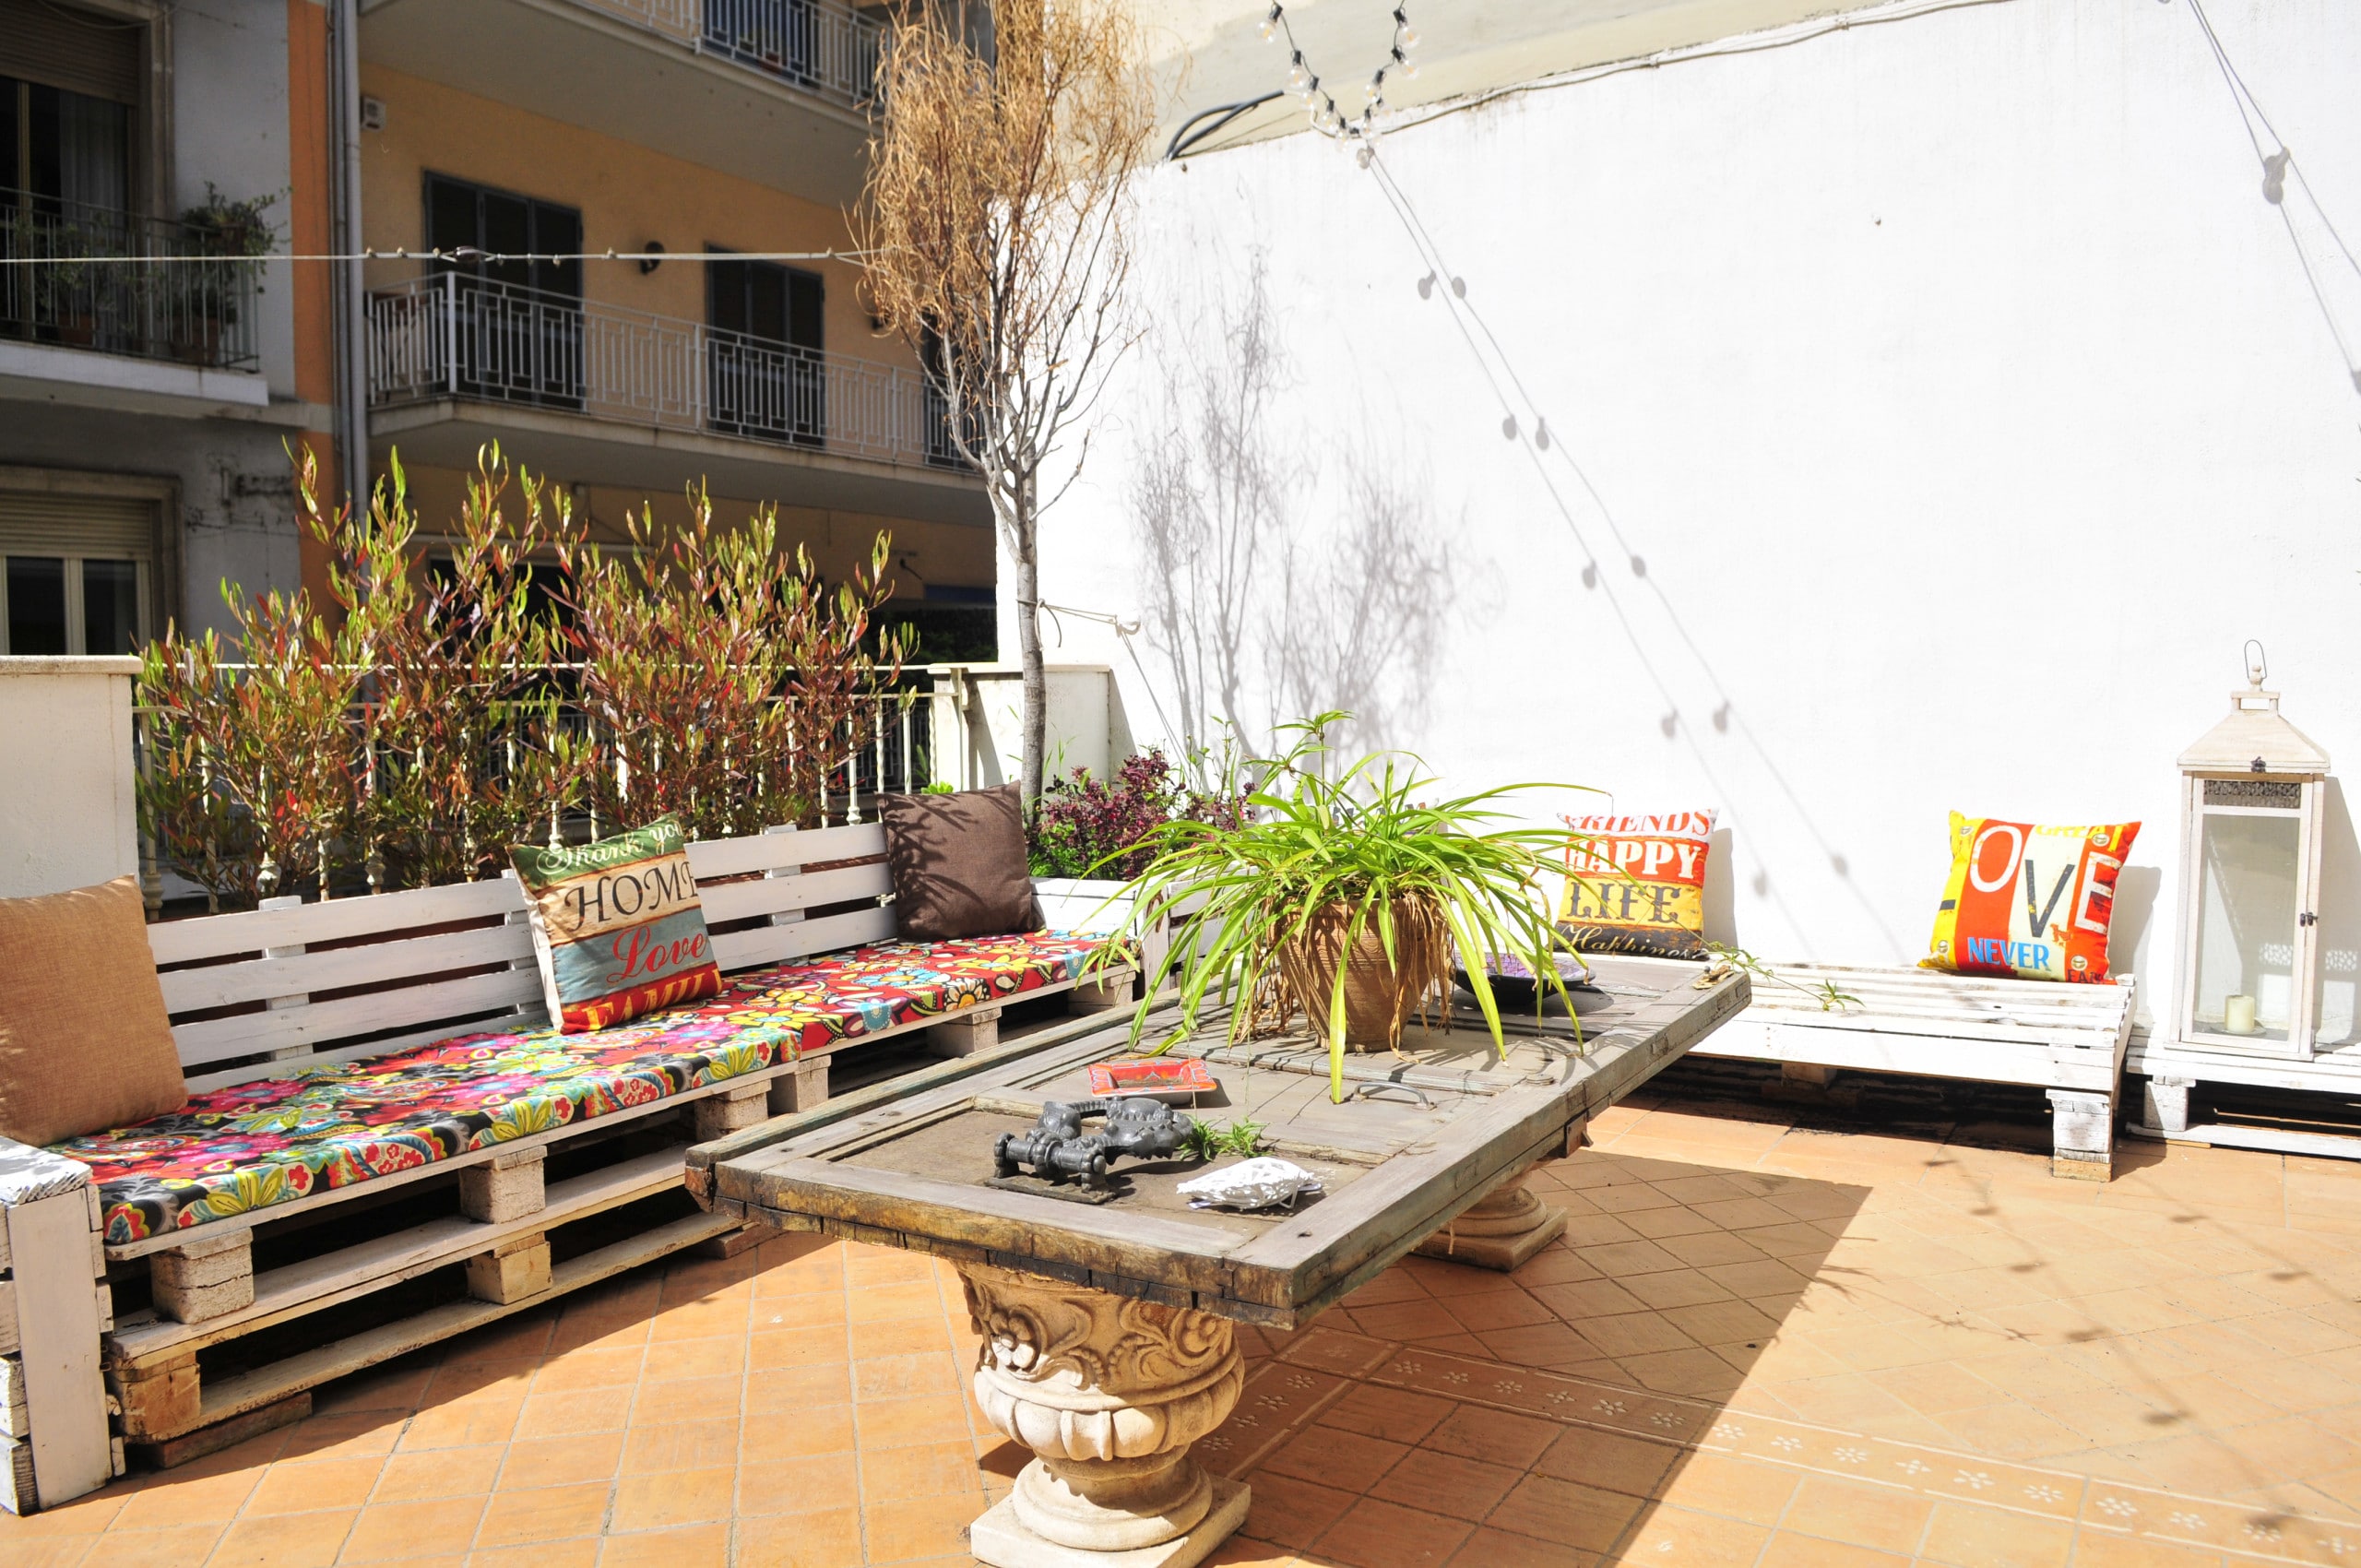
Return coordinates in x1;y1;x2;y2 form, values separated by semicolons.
704;955;1750;1329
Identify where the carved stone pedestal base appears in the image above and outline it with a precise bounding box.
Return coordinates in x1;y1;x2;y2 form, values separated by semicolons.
970;1477;1253;1568
958;1262;1249;1565
1413;1171;1566;1272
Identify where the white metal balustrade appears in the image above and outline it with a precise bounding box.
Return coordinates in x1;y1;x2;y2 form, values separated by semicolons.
571;0;886;111
367;273;965;472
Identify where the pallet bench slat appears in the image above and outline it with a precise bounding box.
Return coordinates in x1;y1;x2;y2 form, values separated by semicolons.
1693;962;2136;1180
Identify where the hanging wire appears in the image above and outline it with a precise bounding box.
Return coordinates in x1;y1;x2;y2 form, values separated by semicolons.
0;245;871;267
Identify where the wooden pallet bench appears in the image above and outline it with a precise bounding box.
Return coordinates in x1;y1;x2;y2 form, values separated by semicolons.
1689;961;2137;1179
0;826;1144;1509
2128;1035;2361;1159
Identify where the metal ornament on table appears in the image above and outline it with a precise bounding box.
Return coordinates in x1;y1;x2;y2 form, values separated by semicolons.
992;1099;1197;1190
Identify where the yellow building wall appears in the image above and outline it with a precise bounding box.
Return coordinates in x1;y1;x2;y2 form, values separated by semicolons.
354;64;993;601
355;64;905;373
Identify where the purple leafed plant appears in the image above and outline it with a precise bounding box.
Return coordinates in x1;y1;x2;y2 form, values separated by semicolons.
1029;748;1246;881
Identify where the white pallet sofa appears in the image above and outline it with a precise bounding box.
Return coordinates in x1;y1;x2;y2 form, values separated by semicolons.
0;826;1140;1509
1689;962;2137;1179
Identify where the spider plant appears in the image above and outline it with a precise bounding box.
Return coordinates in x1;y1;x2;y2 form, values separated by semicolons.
1110;713;1597;1103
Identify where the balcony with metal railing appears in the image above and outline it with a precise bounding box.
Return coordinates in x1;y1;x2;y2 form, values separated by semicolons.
362;0;887;210
570;0;887;113
0;189;260;373
365;273;967;477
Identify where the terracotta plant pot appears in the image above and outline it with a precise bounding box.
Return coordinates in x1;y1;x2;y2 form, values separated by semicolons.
1275;897;1450;1051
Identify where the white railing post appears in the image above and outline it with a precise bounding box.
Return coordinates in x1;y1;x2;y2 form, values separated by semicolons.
442;272;459;398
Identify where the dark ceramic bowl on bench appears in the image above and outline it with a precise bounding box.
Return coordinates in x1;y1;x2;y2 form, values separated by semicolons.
1452;952;1610;1016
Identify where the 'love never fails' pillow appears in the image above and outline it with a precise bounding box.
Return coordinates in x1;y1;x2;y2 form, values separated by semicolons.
1921;813;2139;984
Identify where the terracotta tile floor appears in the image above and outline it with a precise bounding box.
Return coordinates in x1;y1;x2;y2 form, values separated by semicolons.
19;1065;2361;1565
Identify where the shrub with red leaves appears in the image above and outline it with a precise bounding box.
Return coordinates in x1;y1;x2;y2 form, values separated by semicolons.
1029;748;1246;881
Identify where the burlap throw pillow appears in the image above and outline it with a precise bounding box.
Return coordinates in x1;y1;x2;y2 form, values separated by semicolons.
879;785;1038;942
0;876;185;1146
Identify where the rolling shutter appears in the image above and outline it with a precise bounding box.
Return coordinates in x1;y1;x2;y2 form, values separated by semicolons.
0;0;144;106
0;490;156;556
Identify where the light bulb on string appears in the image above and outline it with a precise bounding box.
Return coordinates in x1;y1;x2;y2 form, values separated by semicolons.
1260;5;1280;42
1394;8;1418;49
1363;76;1382;103
1287;55;1307;91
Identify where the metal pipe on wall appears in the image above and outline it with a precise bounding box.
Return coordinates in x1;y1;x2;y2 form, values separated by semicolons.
329;0;368;517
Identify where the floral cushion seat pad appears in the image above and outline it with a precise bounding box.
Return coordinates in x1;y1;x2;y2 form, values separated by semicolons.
56;932;1107;1245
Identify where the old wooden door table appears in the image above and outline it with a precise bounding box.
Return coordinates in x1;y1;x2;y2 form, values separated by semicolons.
703;956;1748;1567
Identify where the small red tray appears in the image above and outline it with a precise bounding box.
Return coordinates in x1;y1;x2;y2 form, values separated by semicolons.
1086;1058;1217;1101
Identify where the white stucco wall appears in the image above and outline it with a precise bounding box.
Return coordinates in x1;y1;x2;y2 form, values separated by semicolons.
1026;0;2361;1036
0;659;141;900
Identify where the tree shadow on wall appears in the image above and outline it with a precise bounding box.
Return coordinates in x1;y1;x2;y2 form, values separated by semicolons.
1130;264;1454;771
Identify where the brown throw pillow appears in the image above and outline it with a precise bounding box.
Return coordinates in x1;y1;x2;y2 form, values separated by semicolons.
879;784;1038;942
0;877;186;1146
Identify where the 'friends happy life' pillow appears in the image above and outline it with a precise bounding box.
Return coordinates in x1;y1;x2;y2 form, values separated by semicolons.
1557;811;1717;959
1921;813;2139;984
511;816;723;1032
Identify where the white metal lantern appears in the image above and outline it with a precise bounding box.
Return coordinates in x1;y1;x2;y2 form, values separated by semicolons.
2172;651;2330;1058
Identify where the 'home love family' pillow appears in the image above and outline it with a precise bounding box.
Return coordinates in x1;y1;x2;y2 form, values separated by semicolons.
511;816;723;1032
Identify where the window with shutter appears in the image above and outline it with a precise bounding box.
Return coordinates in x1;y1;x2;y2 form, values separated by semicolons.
0;491;155;655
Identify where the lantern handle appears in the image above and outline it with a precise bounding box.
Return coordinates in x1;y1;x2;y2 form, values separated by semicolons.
2243;639;2268;690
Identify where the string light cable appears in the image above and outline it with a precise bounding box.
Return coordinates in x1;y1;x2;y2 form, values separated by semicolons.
0;246;868;267
1252;2;1418;148
1357;137;1908;954
1179;0;2023;161
2177;0;2361;392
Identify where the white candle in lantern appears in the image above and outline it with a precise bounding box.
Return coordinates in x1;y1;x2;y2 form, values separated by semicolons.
2225;993;2260;1035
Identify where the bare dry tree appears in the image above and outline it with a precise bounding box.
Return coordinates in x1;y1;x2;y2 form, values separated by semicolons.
860;0;1155;802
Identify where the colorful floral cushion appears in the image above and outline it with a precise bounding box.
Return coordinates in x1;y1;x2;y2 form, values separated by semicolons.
55;931;1104;1244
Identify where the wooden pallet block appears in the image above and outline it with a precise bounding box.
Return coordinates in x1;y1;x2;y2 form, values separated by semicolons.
466;1235;552;1304
151;1229;255;1324
459;1147;546;1224
927;1006;1003;1058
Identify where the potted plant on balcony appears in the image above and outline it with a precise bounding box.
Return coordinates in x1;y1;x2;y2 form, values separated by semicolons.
30;213;101;347
1112;713;1592;1102
172;184;278;365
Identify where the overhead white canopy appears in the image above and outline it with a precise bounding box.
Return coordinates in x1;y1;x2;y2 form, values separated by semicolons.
1142;0;1920;156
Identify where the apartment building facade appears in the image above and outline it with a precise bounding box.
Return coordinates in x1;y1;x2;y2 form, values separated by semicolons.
0;0;337;653
1;0;994;656
355;0;995;636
